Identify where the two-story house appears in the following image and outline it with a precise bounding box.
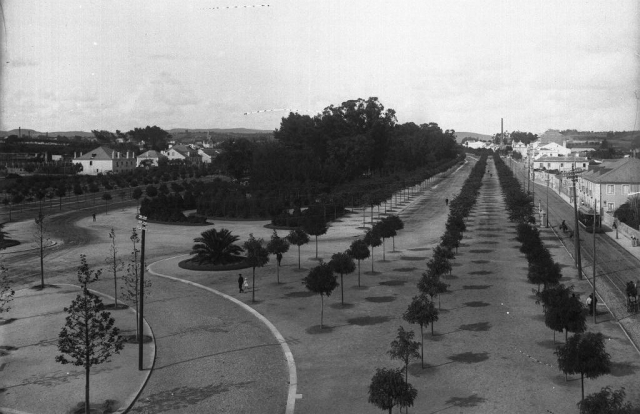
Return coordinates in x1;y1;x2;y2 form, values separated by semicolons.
137;150;167;168
577;157;640;213
72;146;136;175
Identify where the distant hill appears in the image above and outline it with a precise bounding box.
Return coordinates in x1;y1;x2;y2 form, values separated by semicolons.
167;128;273;135
455;132;493;143
1;129;94;138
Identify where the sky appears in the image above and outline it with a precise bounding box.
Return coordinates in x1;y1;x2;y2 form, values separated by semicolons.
1;0;638;135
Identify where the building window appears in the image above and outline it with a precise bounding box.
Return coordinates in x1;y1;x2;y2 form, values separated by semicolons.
547;163;551;168
622;185;630;194
607;185;614;195
607;202;614;211
560;163;564;167
582;163;586;168
89;161;93;166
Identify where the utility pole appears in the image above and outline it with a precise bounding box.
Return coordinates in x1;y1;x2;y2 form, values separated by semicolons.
592;197;597;323
564;165;583;279
545;173;550;228
137;214;147;371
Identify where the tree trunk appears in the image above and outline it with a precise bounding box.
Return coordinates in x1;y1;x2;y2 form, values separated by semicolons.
320;294;324;327
40;236;44;288
392;236;395;252
341;273;344;305
382;239;386;261
298;245;301;269
581;372;584;404
276;261;280;284
371;247;374;273
315;235;318;259
421;324;424;368
357;260;361;287
431;322;434;336
252;267;256;303
85;362;90;414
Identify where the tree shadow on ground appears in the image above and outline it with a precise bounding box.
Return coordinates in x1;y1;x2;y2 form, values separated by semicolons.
459;322;491;332
462;285;492;290
408;361;454;377
347;316;391;326
364;271;382;276
536;339;562;349
447;351;489;363
407;247;429;251
283;291;315;298
365;296;396;303
610;361;639;377
468;249;494;253
393;267;416;272
429;394;487;412
400;256;426;261
379;280;407;286
469;270;492;275
330;302;355;310
305;325;338;334
464;301;490;307
471;260;490;264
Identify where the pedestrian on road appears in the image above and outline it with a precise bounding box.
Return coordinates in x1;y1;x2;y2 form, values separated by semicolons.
92;213;96;222
238;274;244;293
445;198;449;207
276;252;283;266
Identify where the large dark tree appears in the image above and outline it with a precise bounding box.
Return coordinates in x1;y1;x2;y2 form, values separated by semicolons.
126;126;171;152
368;368;417;414
556;332;611;404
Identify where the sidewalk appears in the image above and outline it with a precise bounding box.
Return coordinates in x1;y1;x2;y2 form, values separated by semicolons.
0;284;154;414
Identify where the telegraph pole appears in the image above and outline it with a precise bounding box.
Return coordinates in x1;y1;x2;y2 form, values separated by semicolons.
545;173;550;228
564;165;583;279
592;198;597;323
137;214;147;370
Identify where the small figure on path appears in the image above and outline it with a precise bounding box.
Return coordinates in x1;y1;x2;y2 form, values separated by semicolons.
238;274;244;293
568;229;574;240
586;293;598;314
445;198;449;207
560;220;567;233
92;213;96;222
276;252;283;266
243;278;249;292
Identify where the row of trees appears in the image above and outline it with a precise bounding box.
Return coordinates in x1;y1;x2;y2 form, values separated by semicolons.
493;154;632;412
366;154;489;413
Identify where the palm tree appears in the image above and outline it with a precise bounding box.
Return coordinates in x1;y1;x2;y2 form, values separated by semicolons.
190;228;244;265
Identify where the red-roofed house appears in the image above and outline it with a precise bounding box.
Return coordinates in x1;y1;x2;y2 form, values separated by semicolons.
577;157;640;213
72;146;136;175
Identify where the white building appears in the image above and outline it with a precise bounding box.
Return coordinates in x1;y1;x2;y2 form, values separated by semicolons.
534;142;571;159
137;150;167;167
73;146;136;175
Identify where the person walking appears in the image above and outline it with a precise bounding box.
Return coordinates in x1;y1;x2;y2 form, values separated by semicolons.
276;252;283;267
445;198;449;207
238;274;244;293
92;213;96;222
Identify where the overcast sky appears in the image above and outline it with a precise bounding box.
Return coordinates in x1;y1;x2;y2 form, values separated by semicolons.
1;0;638;135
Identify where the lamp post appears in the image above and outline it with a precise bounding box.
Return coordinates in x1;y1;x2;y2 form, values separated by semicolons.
137;214;147;371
